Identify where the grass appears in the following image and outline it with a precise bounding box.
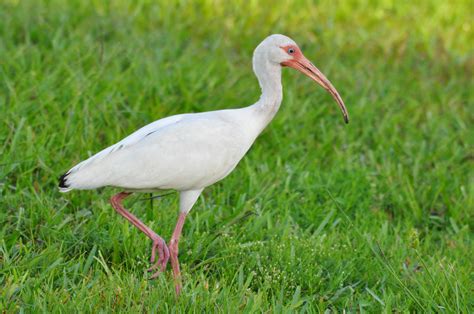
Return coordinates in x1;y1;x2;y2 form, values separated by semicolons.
0;0;473;312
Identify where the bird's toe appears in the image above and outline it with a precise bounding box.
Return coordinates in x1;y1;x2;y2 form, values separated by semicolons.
147;237;170;276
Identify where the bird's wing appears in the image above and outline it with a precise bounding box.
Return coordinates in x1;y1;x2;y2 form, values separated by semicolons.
60;110;252;192
96;115;248;190
66;113;188;174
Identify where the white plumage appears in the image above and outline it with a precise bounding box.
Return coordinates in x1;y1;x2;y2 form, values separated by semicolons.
61;109;261;196
58;34;348;294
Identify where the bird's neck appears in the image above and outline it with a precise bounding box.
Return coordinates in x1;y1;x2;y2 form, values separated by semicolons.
250;60;283;133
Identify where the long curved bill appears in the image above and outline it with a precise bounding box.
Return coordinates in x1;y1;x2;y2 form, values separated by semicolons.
282;56;349;124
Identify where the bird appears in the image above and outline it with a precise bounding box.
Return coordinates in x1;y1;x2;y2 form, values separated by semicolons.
59;34;349;295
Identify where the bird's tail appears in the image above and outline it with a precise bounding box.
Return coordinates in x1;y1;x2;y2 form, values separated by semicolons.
58;171;73;192
58;159;110;192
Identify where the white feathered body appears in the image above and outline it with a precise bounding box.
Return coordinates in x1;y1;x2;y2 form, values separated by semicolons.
60;107;268;192
60;34;297;196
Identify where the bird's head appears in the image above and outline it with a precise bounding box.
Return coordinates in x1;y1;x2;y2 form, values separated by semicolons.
255;34;349;123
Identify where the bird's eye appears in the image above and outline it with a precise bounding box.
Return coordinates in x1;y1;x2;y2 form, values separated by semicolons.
288;48;295;54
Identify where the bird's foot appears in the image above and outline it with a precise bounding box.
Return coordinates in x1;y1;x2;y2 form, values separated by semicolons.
147;236;170;279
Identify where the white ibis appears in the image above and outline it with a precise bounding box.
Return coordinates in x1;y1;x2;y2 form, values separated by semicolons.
59;34;349;294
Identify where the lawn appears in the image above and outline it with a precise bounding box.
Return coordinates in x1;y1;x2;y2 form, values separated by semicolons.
1;0;473;312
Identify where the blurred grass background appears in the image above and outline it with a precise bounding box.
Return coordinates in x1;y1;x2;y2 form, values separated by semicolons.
0;0;473;312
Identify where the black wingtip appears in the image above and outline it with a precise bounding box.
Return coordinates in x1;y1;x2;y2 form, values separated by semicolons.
58;172;70;188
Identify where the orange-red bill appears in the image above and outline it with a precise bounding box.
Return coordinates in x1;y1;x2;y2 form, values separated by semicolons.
282;56;349;124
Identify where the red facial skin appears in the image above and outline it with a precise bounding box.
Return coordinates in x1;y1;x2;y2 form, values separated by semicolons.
280;44;349;124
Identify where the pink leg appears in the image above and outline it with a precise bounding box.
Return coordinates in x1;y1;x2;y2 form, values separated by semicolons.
169;212;187;295
110;192;170;276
